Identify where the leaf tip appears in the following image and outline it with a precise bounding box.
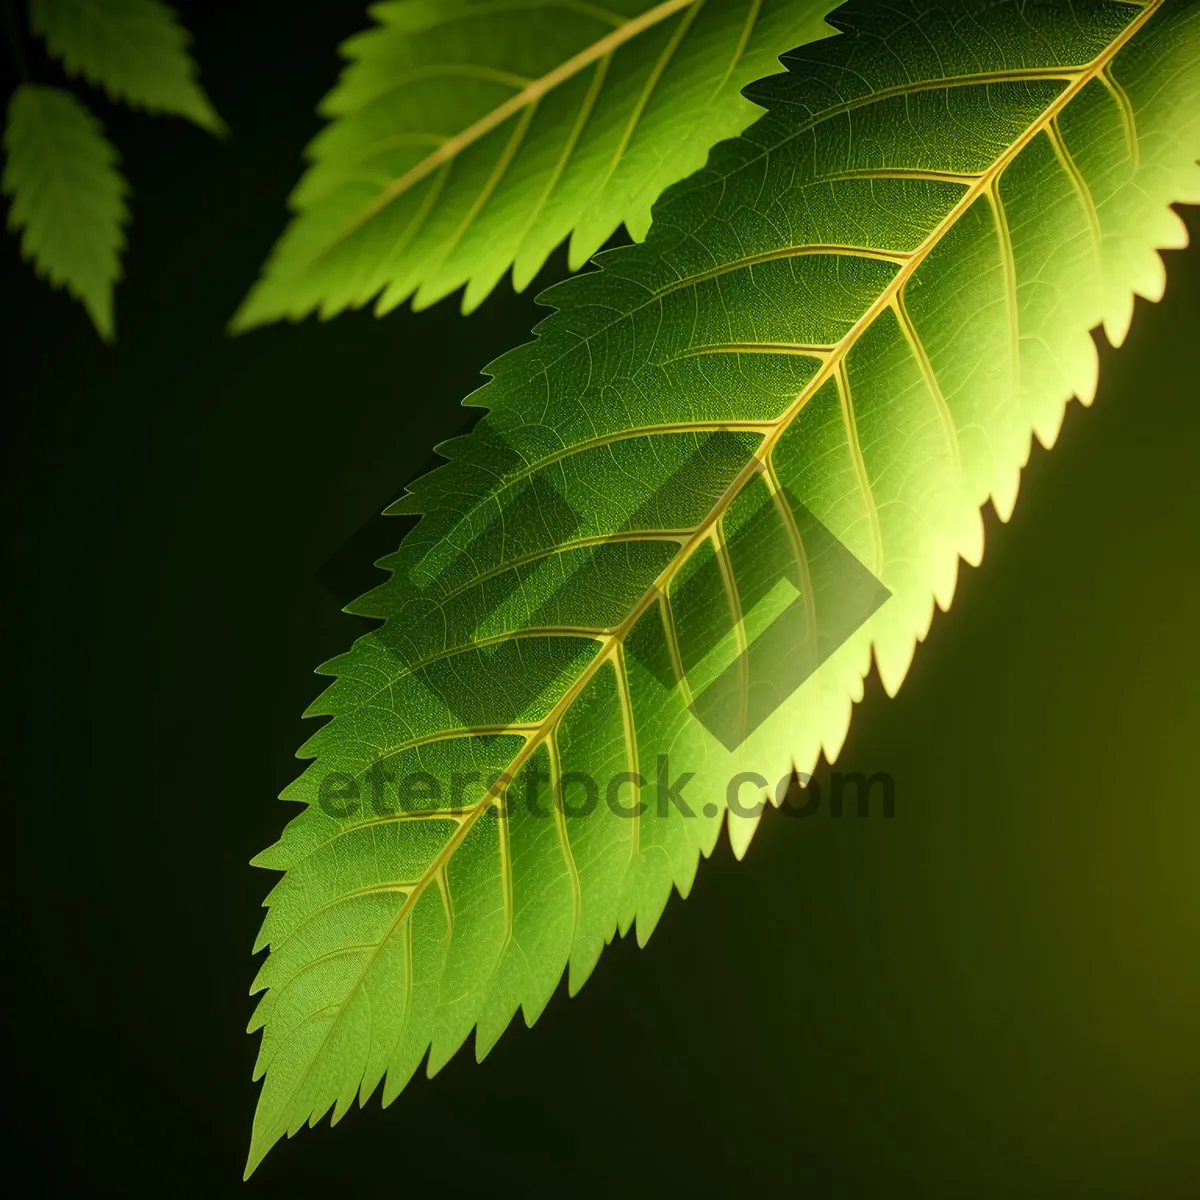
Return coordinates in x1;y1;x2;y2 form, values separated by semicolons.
84;293;117;343
227;292;267;336
243;1142;266;1181
197;104;231;141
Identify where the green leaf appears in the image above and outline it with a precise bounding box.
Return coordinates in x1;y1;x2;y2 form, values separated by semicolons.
29;0;225;135
3;84;129;339
248;0;1200;1174
230;0;839;327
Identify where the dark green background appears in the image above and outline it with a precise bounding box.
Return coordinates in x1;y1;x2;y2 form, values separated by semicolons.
3;4;1197;1196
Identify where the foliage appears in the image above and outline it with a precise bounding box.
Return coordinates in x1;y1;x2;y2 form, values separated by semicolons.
247;0;1200;1174
1;0;222;338
3;84;128;338
231;0;838;326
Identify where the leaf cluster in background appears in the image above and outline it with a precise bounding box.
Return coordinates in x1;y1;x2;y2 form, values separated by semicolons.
1;0;223;339
245;0;1200;1174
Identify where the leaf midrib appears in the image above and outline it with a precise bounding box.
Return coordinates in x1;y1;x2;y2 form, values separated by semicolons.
469;62;1129;401
317;0;698;254
391;0;1161;956
273;0;1161;1120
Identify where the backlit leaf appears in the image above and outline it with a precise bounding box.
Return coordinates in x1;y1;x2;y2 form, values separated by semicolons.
248;0;1200;1173
231;0;838;326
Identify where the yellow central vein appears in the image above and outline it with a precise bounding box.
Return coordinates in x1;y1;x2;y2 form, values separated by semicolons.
324;0;697;250
379;161;451;283
271;0;1160;1118
385;0;1155;944
423;99;541;284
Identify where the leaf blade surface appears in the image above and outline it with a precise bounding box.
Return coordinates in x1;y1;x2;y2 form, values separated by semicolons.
231;0;839;326
248;0;1200;1172
2;83;129;338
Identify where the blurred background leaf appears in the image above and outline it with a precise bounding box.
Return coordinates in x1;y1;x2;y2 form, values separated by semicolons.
2;83;128;338
29;0;225;133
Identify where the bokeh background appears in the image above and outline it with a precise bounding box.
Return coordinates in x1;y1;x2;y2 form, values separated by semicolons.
3;3;1197;1196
